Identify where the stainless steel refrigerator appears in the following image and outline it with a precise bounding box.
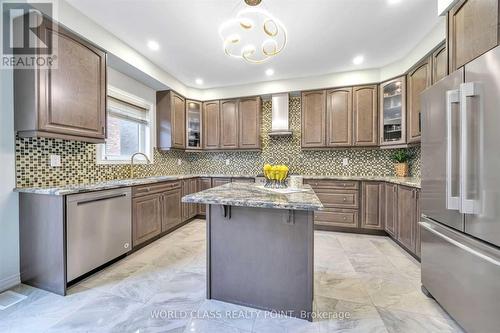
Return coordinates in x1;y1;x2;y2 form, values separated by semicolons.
420;45;500;333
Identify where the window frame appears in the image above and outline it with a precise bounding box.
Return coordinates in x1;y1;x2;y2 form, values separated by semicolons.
96;86;155;165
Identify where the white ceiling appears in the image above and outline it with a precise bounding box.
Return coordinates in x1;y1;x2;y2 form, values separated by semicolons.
67;0;439;89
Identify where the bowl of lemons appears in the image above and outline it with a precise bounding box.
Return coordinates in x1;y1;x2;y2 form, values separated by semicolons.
263;164;289;188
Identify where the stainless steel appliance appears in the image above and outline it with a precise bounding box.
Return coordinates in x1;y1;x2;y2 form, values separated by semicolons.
421;45;500;333
66;188;132;282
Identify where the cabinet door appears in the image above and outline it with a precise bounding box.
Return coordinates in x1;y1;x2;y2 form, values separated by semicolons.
133;193;162;247
397;186;417;252
415;189;421;258
448;0;499;72
301;90;326;147
361;182;384;230
326;88;352;147
161;189;182;232
198;177;212;215
407;58;431;143
188;178;198;218
186;100;202;149
238;97;261;149
384;183;398;238
181;180;190;221
379;77;406;146
172;93;186;149
38;20;106;139
213;178;231;187
220;99;239;149
203;101;220;149
353;85;378;146
432;42;448;84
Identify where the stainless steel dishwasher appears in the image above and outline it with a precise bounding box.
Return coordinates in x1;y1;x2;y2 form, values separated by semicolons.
66;188;132;282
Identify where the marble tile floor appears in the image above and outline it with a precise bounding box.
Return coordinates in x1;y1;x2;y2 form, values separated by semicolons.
0;219;464;333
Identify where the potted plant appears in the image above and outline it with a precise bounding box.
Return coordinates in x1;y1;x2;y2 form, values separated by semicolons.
391;149;411;177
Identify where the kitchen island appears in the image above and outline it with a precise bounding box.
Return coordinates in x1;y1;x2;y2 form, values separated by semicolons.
182;182;323;320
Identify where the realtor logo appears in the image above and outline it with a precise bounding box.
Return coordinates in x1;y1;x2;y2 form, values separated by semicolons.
1;1;58;69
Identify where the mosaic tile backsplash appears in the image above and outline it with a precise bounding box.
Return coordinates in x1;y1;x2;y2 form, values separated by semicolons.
15;97;420;188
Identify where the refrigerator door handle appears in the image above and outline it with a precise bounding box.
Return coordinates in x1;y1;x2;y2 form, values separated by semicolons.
459;82;481;215
446;89;460;210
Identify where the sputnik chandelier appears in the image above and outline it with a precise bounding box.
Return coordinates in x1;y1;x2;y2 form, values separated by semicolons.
219;0;287;64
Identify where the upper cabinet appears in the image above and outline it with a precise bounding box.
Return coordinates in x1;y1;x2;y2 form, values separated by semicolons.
203;101;220;150
186;100;202;150
157;91;186;150
14;15;107;143
326;88;353;147
448;0;499;72
407;57;431;143
238;97;261;149
301;90;326;148
220;99;239;149
432;42;448;84
353;85;378;146
379;77;406;147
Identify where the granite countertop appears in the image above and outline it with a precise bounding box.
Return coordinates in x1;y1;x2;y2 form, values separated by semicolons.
182;182;323;211
14;174;420;196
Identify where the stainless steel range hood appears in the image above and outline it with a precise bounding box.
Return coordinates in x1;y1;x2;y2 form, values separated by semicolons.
268;93;293;136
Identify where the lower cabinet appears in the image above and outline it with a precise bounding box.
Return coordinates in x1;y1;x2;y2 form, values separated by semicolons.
212;178;231;187
383;183;398;238
198;177;212;215
361;182;384;230
161;189;182;232
132;193;162;247
397;185;418;253
182;178;199;221
132;181;182;248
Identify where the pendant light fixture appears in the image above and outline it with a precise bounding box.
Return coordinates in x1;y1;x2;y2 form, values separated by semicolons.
219;0;287;64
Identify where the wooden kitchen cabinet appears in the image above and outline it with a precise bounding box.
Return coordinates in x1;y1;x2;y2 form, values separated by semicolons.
448;0;499;72
133;193;162;247
432;42;448;84
326;88;353;147
383;183;398;238
203;101;220;149
14;14;106;143
181;178;198;221
397;185;418;253
407;57;431;143
361;182;384;230
212;178;231;187
157;91;186;150
238;97;261;149
353;85;378;146
379;77;406;147
220;99;239;149
161;189;182;232
198;177;212;215
301;90;326;148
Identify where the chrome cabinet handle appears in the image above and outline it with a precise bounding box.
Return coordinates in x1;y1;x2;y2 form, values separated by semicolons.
446;89;460;211
76;193;127;205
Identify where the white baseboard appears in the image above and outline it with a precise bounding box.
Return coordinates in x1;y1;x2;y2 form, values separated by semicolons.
0;273;21;292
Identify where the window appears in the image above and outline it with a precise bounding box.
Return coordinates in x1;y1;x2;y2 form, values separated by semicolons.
97;87;154;164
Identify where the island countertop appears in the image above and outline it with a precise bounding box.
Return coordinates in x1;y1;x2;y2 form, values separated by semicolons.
182;182;323;211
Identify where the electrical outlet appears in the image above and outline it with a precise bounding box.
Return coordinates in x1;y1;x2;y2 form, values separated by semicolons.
342;158;349;166
225;159;230;166
50;155;61;167
177;159;182;166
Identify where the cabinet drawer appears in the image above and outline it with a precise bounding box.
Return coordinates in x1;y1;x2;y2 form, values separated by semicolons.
314;208;358;228
304;179;359;190
315;190;359;209
133;181;181;197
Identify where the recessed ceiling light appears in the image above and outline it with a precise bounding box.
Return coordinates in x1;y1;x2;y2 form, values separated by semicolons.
352;55;364;65
265;68;274;76
195;78;204;85
147;40;159;51
387;0;402;5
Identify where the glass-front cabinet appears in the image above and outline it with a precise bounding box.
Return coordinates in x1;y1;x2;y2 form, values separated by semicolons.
186;100;202;149
379;77;406;146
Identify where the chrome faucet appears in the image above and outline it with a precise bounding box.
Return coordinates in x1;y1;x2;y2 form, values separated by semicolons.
130;152;151;179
